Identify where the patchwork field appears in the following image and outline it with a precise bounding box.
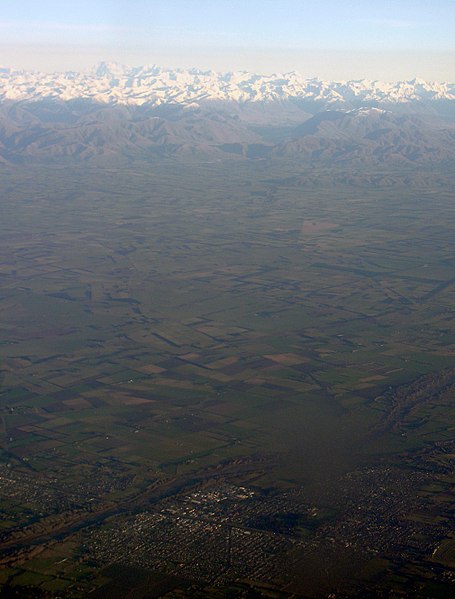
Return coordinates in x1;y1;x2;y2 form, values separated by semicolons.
0;160;453;597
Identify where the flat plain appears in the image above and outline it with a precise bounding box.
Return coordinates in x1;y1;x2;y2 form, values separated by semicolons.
0;159;454;597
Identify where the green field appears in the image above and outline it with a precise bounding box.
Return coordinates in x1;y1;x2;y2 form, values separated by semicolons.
0;160;453;597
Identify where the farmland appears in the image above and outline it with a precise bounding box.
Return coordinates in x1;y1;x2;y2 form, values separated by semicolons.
0;159;454;597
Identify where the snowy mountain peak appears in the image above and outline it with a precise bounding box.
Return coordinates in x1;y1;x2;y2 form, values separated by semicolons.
93;61;129;78
0;64;454;108
347;107;391;116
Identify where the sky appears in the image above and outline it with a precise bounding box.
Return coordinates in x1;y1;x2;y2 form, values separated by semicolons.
0;0;454;80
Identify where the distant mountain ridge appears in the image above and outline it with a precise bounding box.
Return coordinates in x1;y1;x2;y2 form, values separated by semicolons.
273;108;455;165
0;63;454;166
1;62;454;111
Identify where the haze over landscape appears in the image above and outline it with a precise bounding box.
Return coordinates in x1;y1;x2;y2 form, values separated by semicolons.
0;2;454;599
1;0;455;79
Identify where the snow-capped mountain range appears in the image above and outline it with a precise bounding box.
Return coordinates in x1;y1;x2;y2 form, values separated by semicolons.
1;63;454;166
1;62;454;108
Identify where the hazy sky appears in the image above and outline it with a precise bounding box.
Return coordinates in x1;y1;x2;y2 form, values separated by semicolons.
1;0;454;80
